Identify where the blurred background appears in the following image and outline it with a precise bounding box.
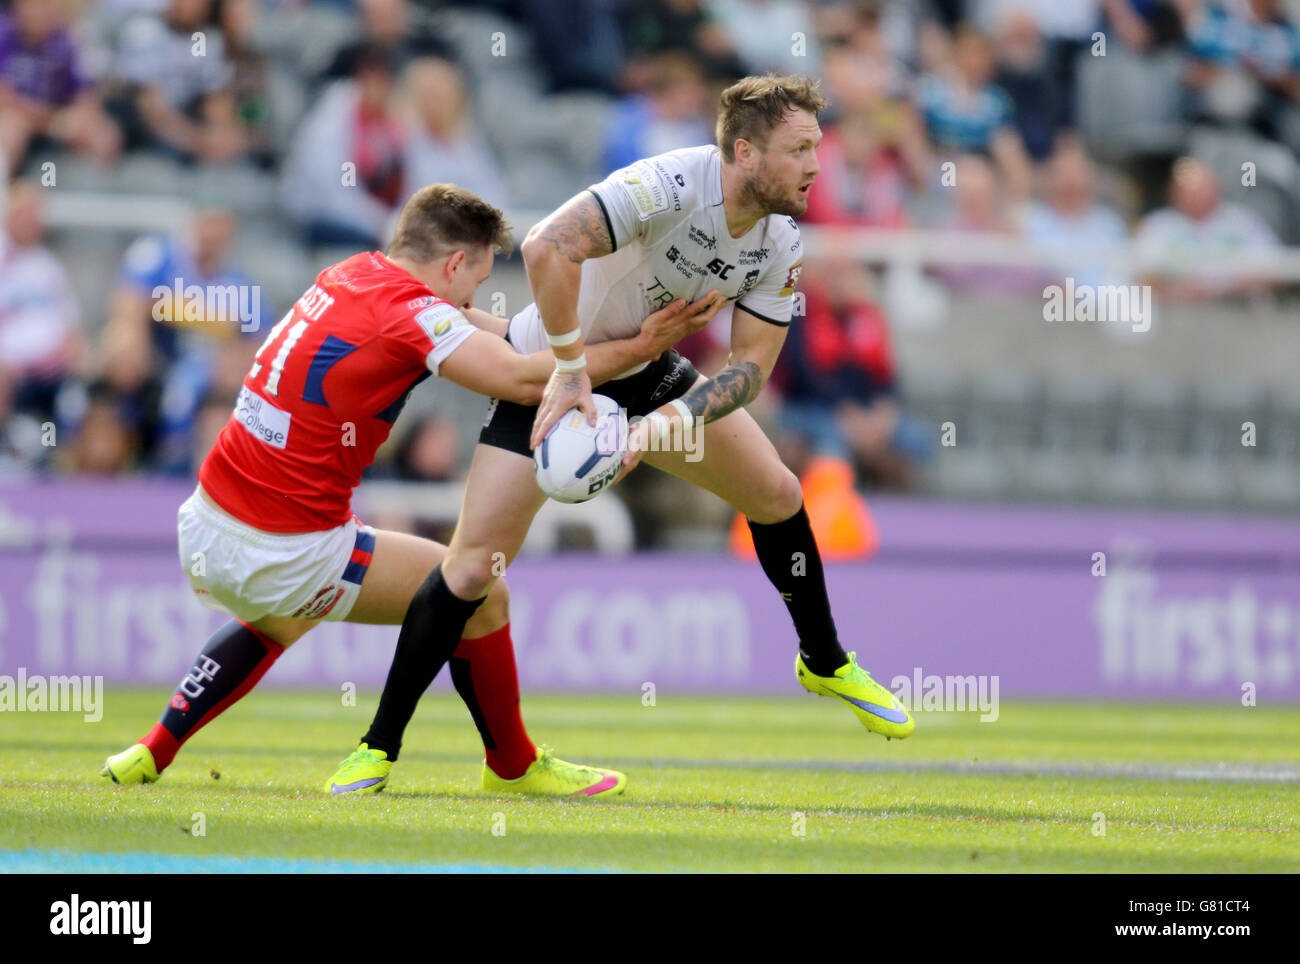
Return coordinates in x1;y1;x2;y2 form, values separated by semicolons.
3;0;1300;700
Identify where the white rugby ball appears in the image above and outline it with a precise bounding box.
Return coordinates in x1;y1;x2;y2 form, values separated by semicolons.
533;394;628;503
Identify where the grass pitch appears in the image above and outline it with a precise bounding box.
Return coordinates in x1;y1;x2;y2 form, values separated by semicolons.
1;689;1297;873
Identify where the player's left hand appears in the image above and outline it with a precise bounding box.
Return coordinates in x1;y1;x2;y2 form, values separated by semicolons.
531;365;595;449
637;289;726;358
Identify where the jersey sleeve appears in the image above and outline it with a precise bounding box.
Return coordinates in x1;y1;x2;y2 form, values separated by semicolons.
381;291;477;375
735;220;803;327
117;235;172;293
589;152;696;250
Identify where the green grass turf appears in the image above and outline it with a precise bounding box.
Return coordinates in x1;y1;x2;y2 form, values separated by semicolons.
2;689;1298;872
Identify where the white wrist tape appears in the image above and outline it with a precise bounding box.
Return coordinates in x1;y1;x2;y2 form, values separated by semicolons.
554;352;587;372
546;327;583;347
667;398;696;430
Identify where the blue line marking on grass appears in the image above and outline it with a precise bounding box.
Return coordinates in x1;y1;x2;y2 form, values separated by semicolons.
0;850;608;874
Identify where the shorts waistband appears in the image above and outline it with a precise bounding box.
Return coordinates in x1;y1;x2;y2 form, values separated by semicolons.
189;487;322;548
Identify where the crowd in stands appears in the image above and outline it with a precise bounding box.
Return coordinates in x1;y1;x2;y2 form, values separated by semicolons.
1;0;1297;510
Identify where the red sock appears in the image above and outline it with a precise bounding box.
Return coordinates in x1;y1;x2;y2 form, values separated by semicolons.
449;623;536;779
140;620;284;771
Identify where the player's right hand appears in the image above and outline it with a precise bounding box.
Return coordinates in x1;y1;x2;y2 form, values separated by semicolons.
613;413;653;486
531;365;595;449
638;289;726;358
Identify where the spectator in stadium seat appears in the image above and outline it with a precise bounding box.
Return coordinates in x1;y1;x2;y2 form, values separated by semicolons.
321;0;452;84
213;0;276;169
104;0;249;163
810;43;930;227
1179;0;1300;140
403;57;505;206
991;8;1069;161
100;205;262;469
1100;0;1187;52
618;0;746;84
187;390;235;476
705;0;822;76
1134;156;1282;301
817;0;926;71
0;0;121;172
603;52;713;174
917;24;1032;199
933;153;1041;294
393;413;462;484
57;381;142;476
803;106;920;229
1021;144;1129;287
0;179;84;424
773;257;928;489
516;0;626;93
283;45;405;249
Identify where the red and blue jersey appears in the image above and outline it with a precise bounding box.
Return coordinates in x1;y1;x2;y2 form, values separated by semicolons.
199;252;475;532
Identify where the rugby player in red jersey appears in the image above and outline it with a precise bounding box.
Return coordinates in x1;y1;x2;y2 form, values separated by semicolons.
101;184;725;796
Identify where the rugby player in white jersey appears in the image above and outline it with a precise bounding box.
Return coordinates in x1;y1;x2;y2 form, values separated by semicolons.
329;75;913;793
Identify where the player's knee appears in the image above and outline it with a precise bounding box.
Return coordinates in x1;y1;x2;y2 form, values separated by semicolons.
750;468;804;524
443;547;501;600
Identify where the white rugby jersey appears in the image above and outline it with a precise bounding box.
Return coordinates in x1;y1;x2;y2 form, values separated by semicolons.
507;145;804;376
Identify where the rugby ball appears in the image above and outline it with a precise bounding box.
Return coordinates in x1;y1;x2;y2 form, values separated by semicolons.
533;394;628;503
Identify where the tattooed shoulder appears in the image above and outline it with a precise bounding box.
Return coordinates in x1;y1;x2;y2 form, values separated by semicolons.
530;193;613;264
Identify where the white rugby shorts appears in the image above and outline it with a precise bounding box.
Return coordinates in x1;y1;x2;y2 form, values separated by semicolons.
177;488;376;623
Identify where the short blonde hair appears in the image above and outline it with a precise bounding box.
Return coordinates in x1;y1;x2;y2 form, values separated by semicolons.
716;74;828;161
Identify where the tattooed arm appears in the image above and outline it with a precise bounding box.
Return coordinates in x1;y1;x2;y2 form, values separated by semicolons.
520;191;616;446
616;306;789;478
519;191;613;345
677;305;789;425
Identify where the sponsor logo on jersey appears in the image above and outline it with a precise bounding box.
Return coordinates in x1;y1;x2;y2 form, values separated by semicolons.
687;224;716;250
406;295;436;310
619;161;672;220
665;245;706;279
779;260;804;297
706;257;734;281
233;385;291;449
737;247;770;265
736;268;761;299
414;302;463;342
645;275;677;309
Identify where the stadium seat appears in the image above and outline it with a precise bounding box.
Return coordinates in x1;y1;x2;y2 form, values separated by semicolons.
1075;46;1187;162
1187;377;1267;460
965;368;1044;449
1116;377;1192;456
1189;125;1300;244
1040;371;1120;454
1158;454;1240;508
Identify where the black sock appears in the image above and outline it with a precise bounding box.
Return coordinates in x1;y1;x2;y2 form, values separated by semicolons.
362;564;485;761
747;504;848;676
143;620;283;770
